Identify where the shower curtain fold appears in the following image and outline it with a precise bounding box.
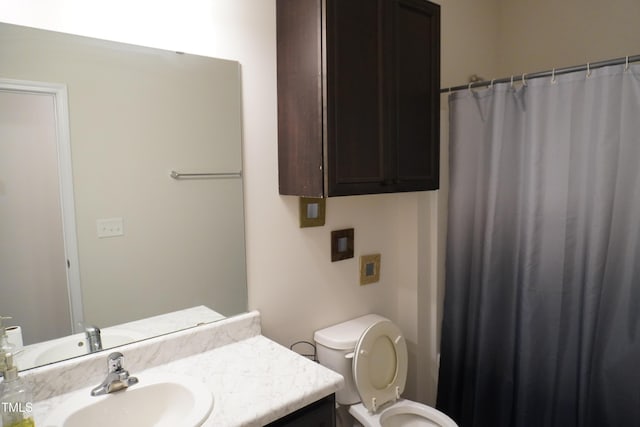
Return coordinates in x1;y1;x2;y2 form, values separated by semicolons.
437;63;640;427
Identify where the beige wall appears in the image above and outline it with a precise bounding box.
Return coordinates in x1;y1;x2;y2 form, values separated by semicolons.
496;0;640;77
439;0;500;88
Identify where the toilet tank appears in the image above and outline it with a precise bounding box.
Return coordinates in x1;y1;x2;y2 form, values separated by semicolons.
314;314;388;405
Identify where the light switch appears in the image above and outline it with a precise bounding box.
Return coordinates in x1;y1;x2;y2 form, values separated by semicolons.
96;217;124;238
337;236;348;253
307;202;319;219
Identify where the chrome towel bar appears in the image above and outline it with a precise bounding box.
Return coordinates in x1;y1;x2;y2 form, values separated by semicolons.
170;170;242;180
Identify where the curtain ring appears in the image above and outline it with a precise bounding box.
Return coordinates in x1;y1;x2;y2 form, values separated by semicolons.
551;68;556;84
625;56;630;72
586;62;592;78
468;82;473;93
510;75;514;88
521;73;527;86
489;78;495;89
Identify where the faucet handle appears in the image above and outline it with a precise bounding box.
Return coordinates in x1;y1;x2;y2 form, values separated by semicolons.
107;352;124;372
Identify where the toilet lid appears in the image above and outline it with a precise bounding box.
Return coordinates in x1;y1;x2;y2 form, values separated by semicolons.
353;319;407;413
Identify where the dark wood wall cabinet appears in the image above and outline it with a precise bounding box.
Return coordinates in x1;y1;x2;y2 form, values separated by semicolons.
277;0;440;197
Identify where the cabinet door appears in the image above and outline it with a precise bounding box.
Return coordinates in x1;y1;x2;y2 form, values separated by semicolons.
267;394;336;426
389;0;440;191
277;0;440;197
277;0;324;197
326;0;387;196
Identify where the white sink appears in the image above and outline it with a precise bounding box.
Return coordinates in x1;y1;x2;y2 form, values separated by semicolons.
43;373;214;427
17;329;146;368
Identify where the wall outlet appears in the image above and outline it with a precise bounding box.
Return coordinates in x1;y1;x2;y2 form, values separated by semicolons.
96;217;124;238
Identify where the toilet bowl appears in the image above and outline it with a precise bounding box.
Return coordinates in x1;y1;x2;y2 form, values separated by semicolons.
314;314;457;427
350;400;456;427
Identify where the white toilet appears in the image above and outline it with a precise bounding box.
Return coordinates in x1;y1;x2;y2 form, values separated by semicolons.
314;314;458;427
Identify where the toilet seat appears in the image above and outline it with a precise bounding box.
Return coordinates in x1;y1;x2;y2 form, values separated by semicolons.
353;319;408;412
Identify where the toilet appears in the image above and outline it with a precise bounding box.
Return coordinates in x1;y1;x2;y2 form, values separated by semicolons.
314;314;458;427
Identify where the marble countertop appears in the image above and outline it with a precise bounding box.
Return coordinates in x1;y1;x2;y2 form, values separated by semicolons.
33;333;344;426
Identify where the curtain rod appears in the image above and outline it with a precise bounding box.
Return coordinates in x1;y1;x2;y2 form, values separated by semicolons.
440;54;640;93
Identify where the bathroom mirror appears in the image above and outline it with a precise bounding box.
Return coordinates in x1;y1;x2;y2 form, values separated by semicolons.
0;22;248;370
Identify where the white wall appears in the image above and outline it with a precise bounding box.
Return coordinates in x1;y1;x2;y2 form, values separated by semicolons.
0;0;500;405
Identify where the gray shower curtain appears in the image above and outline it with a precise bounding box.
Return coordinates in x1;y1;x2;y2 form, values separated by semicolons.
437;63;640;427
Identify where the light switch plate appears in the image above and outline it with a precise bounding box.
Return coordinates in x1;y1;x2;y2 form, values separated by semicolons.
299;197;326;228
331;228;354;262
360;254;381;285
96;217;124;238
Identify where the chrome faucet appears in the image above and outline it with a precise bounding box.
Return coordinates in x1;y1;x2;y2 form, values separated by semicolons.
85;325;103;353
91;352;139;396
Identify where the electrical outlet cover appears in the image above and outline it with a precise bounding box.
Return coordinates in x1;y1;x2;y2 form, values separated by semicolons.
96;217;124;238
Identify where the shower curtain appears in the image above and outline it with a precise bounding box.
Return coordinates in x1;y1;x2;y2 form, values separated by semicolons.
437;63;640;427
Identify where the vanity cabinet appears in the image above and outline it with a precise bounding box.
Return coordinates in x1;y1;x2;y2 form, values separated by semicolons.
267;394;336;426
277;0;440;197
